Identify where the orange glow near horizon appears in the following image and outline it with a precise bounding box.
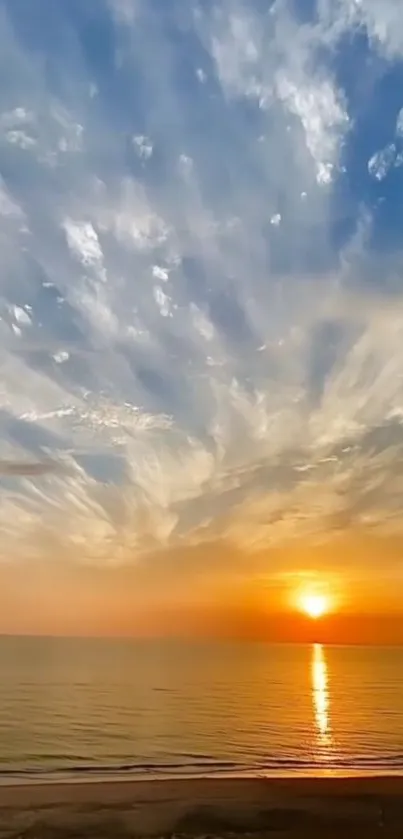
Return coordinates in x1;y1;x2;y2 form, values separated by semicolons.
2;544;403;643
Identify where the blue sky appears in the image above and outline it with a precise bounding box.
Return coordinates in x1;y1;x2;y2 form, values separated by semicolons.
1;0;403;584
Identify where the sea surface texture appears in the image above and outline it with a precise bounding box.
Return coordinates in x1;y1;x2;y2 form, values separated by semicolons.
0;637;402;778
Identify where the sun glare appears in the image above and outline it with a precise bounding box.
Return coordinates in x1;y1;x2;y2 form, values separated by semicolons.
298;592;329;620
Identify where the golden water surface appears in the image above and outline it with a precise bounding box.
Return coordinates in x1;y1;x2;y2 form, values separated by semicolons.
0;636;402;776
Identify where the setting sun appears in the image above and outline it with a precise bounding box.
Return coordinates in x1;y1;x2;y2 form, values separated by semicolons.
298;592;329;620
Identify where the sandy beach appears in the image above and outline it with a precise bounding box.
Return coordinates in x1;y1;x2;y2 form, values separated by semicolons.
1;775;403;838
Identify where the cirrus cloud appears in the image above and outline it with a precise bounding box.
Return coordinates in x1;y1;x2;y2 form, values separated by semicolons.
0;0;402;572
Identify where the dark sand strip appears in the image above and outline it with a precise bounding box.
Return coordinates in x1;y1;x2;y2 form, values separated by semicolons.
1;775;403;838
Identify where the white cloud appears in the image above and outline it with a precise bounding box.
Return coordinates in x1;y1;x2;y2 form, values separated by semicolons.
152;265;169;282
0;0;402;570
63;219;105;272
5;129;36;149
196;68;207;83
97;180;170;252
209;11;264;101
368;143;396;180
153;285;172;317
132;134;153;160
275;74;348;184
53;350;70;364
314;0;403;60
13;306;31;326
396;107;403;138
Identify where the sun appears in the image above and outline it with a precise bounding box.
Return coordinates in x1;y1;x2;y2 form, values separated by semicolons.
298;592;329;620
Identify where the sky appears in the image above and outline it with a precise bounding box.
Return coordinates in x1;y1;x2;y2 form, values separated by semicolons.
1;0;403;641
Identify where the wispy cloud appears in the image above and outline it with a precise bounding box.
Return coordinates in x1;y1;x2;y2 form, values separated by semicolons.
0;459;58;476
0;0;402;570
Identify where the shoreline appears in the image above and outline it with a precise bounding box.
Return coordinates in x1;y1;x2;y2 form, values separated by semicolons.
1;775;403;837
2;765;403;784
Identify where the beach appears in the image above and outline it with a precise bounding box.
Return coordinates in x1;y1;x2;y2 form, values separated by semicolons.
1;775;403;838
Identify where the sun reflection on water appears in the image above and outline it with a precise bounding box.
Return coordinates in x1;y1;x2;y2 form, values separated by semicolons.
311;643;332;751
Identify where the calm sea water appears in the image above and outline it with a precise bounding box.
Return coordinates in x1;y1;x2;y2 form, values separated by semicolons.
1;636;403;778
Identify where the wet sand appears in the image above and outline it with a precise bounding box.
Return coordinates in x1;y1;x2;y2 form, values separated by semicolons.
1;775;403;838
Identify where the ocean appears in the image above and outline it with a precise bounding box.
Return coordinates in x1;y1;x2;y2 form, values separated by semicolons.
1;636;402;779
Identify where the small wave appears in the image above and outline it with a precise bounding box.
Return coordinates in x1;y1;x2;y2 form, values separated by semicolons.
0;759;245;779
2;753;403;781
